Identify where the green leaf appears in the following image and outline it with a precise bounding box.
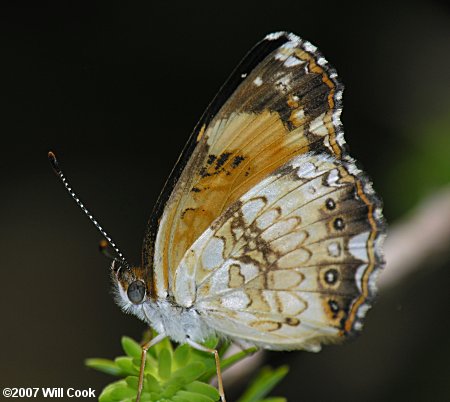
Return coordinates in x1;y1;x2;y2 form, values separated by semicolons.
121;336;142;359
85;358;125;377
174;390;216;402
98;381;121;402
104;380;136;400
138;391;154;402
114;356;139;375
171;397;191;402
158;348;172;379
160;379;184;398
202;336;219;350
125;375;138;390
184;381;220;400
144;373;162;393
172;361;207;384
237;365;289;402
220;347;258;371
88;335;289;402
173;343;190;367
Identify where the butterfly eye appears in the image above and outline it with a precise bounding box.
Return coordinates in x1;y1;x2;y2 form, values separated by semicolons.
127;281;146;304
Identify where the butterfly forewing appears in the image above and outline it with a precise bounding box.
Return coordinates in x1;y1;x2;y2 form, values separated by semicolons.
147;33;350;298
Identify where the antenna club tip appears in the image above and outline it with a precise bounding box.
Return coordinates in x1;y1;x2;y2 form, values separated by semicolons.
48;151;61;174
99;239;109;250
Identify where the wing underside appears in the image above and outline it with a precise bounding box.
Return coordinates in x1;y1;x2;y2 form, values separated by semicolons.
145;32;350;298
174;152;384;349
143;32;385;348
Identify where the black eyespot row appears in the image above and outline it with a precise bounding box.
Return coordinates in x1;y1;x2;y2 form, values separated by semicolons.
325;198;336;210
333;217;345;230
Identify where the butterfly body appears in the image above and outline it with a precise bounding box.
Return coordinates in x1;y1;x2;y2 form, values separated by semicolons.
113;264;215;344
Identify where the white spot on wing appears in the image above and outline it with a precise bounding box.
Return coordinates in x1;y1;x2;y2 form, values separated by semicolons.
303;41;317;53
353;321;363;331
364;182;375;195
202;237;225;270
242;198;266;224
304;343;322;352
293;108;305;120
239;261;260;283
275;291;307;315
326;169;340;186
253;76;263;86
346;159;361;176
296;162;317;178
309;113;328;137
270;231;307;254
221;291;250;309
357;303;371;318
262;218;300;242
348;231;370;262
283;38;300;49
265;32;285;41
368;269;380;294
333;108;342;127
277;248;310;268
284;55;304;67
256;209;279;230
355;263;368;293
275;52;289;62
287;32;301;43
374;208;384;221
327;242;341;257
336;131;346;146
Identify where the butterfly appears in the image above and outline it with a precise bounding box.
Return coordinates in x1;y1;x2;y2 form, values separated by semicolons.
49;31;385;402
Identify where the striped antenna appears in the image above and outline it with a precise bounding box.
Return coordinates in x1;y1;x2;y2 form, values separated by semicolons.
48;151;131;269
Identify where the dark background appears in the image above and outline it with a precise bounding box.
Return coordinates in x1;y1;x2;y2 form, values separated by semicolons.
1;1;449;401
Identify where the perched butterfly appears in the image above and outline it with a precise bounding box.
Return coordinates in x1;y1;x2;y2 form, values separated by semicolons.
50;32;385;401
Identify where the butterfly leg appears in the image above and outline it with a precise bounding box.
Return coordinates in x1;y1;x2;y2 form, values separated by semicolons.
186;338;226;402
136;332;167;402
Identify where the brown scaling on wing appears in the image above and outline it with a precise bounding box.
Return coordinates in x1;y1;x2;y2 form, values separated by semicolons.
154;42;342;295
307;164;380;335
292;47;343;158
341;179;383;334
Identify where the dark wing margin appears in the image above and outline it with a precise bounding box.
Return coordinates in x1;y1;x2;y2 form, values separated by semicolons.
141;32;302;270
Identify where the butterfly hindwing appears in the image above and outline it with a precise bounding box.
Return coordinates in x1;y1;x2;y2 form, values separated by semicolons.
172;152;384;349
145;32;349;298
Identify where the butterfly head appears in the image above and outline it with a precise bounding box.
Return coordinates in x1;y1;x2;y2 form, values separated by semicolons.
111;261;150;311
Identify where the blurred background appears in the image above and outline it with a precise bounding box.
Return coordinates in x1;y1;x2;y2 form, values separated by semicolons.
0;1;449;401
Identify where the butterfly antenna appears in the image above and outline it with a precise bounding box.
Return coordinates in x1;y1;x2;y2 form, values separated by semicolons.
48;151;131;269
98;239;126;270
